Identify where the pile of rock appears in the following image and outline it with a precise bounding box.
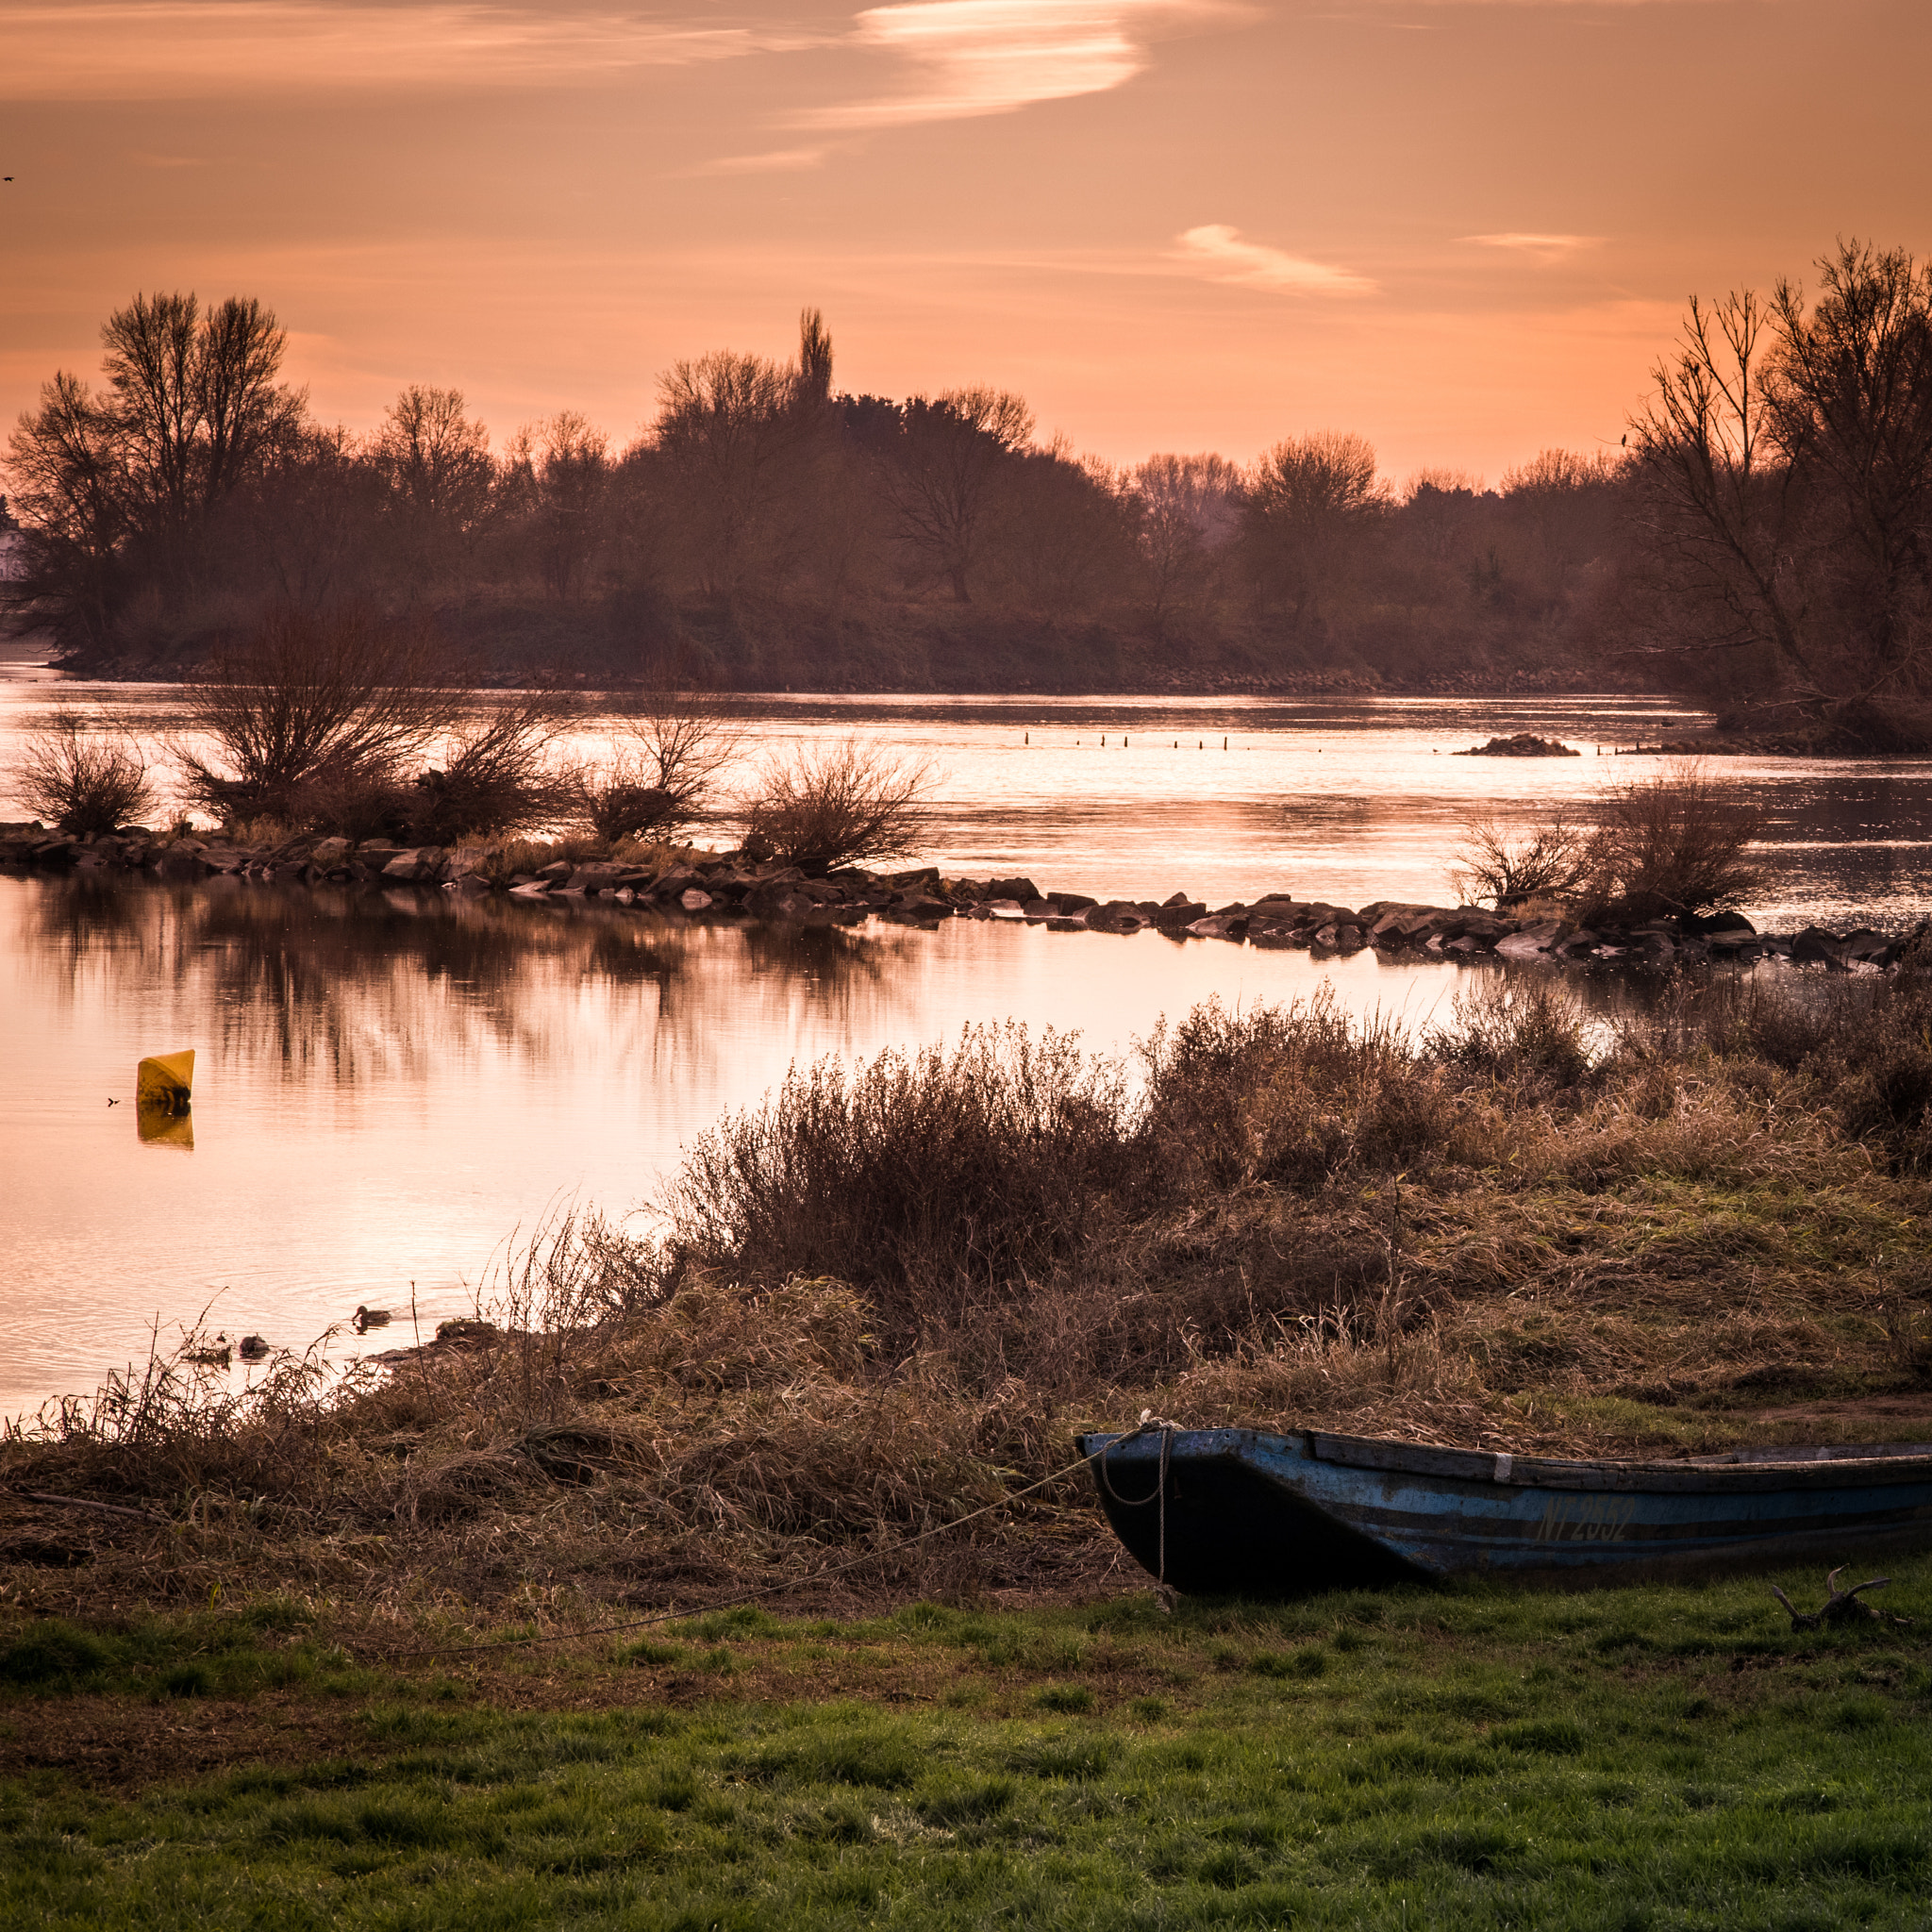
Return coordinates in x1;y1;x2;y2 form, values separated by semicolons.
1;822;1918;973
1454;733;1581;758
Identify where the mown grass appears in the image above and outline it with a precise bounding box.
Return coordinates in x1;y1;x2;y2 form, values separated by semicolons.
4;1564;1930;1928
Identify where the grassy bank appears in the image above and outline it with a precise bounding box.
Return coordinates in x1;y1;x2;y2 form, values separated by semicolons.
5;1569;1931;1927
5;968;1932;1635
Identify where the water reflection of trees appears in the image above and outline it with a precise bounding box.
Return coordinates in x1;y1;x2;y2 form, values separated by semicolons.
26;878;921;1099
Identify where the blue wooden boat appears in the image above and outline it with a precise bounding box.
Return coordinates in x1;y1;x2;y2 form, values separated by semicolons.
1077;1426;1932;1593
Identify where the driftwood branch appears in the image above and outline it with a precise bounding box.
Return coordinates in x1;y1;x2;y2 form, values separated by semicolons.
19;1490;170;1526
1771;1566;1912;1630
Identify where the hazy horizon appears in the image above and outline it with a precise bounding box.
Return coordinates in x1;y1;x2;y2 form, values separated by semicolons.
4;0;1928;483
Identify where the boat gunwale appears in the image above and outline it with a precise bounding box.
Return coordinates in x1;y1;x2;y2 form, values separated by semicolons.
1077;1427;1932;1495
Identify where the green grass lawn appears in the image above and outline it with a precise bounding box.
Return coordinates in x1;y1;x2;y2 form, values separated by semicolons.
5;1561;1931;1929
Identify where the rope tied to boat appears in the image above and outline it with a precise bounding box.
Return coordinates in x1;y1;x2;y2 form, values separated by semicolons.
1091;1410;1177;1610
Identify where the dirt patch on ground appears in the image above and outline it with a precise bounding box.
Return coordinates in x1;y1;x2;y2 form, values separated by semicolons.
1738;1392;1932;1439
0;1691;374;1791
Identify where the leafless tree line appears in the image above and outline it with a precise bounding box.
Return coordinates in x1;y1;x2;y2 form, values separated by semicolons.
5;242;1927;721
2;299;1625;669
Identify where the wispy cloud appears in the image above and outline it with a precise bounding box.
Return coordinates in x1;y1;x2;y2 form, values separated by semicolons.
1465;232;1605;258
1174;225;1374;295
802;0;1249;131
1;4;805;100
690;145;836;177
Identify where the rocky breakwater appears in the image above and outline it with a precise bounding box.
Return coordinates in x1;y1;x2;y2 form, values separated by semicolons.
1;822;1922;972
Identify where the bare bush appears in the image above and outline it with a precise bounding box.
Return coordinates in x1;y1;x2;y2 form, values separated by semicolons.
407;696;573;844
175;608;458;824
741;736;935;871
1582;760;1765;923
14;711;157;834
575;694;740;842
1451;766;1763;923
662;1024;1135;1341
1427;976;1594;1088
1448;809;1591;908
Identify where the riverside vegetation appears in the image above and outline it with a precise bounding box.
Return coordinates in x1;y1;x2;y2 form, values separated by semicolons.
8;242;1931;748
8;980;1932;1920
9;674;1932;1920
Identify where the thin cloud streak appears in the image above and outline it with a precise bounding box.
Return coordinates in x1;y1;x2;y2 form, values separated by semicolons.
689;145;836;176
1;3;807;99
1174;225;1374;295
1466;232;1606;258
802;0;1250;130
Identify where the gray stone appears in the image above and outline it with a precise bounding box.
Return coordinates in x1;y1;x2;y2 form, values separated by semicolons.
679;888;713;911
382;846;447;883
1493;931;1553;959
153;843;207;878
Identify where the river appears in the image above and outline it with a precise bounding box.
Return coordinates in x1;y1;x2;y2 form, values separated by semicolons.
5;675;1932;1420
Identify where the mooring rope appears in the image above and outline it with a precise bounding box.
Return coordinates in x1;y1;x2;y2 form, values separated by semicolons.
1094;1413;1174;1603
369;1420;1174;1662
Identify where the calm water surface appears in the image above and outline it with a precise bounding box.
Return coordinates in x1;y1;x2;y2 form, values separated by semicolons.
6;675;1932;1418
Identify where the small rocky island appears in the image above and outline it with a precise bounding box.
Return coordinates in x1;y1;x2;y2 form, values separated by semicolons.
1455;733;1581;758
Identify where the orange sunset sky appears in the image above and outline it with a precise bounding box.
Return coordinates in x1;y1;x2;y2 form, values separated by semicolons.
2;0;1927;485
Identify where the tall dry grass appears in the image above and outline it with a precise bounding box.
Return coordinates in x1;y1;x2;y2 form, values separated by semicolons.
8;985;1932;1623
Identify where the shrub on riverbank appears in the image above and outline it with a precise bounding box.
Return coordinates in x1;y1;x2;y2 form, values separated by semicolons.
15;712;156;835
741;738;935;870
1453;762;1763;921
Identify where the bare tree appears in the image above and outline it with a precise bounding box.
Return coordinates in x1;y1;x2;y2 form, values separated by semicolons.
1242;430;1389;628
1627;290;1818;689
100;291;303;549
652;351;808;598
880;387;1033;603
510;412;610;600
371;386;495;590
2;372;130;647
175;608;458;823
1131;451;1242;626
1767;242;1932;697
3;291;304;647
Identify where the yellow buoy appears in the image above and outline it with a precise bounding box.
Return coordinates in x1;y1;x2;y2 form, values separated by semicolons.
136;1049;194;1113
138;1108;195;1151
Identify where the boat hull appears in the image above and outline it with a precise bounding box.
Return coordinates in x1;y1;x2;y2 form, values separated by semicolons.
1078;1427;1932;1594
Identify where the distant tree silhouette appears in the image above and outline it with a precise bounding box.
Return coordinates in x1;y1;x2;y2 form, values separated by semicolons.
1242;430;1389;629
881;387;1032;603
1628;241;1932;708
1132;452;1241;628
